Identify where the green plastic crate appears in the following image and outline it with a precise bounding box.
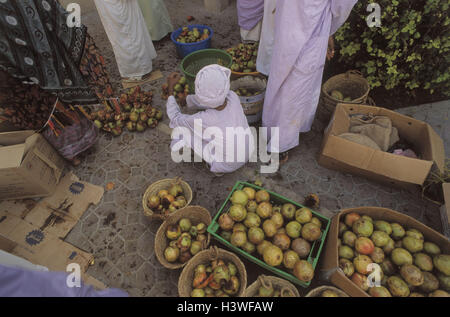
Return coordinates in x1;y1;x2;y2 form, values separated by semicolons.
207;181;331;288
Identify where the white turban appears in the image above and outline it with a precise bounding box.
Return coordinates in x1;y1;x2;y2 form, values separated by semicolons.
194;64;231;108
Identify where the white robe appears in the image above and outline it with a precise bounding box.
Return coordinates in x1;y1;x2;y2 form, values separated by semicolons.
167;94;255;174
262;0;357;153
256;0;277;76
94;0;157;78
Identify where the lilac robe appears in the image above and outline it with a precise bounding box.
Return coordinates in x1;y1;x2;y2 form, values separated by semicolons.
237;0;265;31
0;264;128;297
262;0;357;153
167;93;255;174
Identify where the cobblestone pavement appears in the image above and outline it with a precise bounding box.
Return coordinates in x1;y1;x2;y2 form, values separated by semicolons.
60;0;449;296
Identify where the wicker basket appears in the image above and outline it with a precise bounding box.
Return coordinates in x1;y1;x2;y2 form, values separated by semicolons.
318;70;370;120
178;246;247;297
243;275;300;297
305;285;349;297
142;177;193;221
155;206;212;270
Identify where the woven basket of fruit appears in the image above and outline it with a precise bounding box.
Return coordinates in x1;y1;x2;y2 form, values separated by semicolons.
155;206;211;270
305;286;349;297
142;177;193;221
178;246;247;297
319;70;370;120
244;275;299;297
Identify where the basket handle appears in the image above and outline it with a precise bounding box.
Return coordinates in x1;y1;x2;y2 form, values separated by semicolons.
209;246;220;260
280;287;296;297
173;176;183;185
366;96;376;106
258;275;273;291
345;70;363;78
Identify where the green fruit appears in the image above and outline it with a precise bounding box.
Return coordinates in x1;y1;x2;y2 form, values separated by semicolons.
339;258;355;277
230;231;247;247
246;200;258;213
301;223;322;242
281;203;296;220
164;246;180;262
406;229;424;241
437;272;450;291
339;245;354;260
352;218;374;237
190;241;203;256
293;260;314;282
242;241;256;254
179;218;192;232
262;219;277;238
374;220;392;235
248;227;265;245
371;231;390;247
369;286;392;297
263;245;283;267
338;222;348;237
244;212;261;228
381;259;396;276
428;290;450;297
331;90;344;100
414;253;434;271
409;292;425;297
387;276;410;297
343;231;357;247
391;223;406;240
220;231;232;241
383;238;395;255
400;264;424;286
285;221;302;239
402;236;423;253
231;190;249;206
354;255;372;274
256;202;273;219
423;242;441;255
233;223;247;233
257;240;272;256
229;204;247;222
283;250;300;269
391;248;413;266
370;247;385;264
433;254;450;276
258;284;274;297
291;238;311;259
271;212;284;229
191;288;205;297
361;215;373;222
419;272;439;293
295;208;312;224
272;233;291;251
343;97;352;102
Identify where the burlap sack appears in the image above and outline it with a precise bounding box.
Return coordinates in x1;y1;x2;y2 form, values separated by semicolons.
338;133;382;151
243;275;300;297
349;115;399;151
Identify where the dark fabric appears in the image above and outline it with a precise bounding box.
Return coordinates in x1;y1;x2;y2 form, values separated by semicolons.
0;0;97;104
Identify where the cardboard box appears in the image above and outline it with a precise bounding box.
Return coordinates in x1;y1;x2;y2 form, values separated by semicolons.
0;131;65;200
318;104;445;189
0;211;93;272
441;183;450;238
0;172;104;239
320;207;450;297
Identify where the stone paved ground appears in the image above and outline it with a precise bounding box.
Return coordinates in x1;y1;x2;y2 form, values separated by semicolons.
59;0;449;296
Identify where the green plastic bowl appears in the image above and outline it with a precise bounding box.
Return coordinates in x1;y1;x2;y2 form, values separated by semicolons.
180;49;233;94
207;181;331;288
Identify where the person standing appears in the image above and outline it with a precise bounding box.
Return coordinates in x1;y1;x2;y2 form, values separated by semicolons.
94;0;157;84
0;0;114;166
256;0;277;76
262;0;357;161
138;0;173;41
237;0;264;43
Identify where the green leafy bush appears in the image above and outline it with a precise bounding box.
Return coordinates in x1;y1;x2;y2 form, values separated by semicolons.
335;0;450;97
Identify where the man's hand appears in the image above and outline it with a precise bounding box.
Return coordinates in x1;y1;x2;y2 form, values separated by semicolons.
167;72;181;95
327;36;335;61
